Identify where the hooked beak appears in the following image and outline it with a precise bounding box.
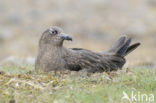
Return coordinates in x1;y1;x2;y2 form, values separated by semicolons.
60;33;72;41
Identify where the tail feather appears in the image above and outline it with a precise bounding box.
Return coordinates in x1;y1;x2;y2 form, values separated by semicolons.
108;36;126;53
108;36;140;57
123;43;140;56
117;38;131;56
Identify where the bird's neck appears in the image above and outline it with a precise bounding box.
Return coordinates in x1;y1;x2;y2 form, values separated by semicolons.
39;44;67;56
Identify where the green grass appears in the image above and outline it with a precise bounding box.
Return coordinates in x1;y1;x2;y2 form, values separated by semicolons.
0;64;155;103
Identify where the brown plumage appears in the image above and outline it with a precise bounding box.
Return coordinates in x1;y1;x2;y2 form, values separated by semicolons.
35;26;140;73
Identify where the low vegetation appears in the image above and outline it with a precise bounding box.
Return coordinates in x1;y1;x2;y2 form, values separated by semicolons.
0;64;155;103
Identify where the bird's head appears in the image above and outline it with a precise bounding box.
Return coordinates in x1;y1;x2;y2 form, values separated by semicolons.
39;26;72;46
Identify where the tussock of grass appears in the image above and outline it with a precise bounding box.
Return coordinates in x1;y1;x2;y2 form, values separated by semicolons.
0;65;155;103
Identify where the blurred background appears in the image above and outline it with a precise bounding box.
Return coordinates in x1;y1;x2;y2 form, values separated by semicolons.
0;0;156;67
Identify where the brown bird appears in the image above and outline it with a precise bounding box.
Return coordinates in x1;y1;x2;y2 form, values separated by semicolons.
35;26;140;73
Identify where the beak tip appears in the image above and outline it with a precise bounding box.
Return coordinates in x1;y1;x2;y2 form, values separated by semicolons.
68;37;72;41
61;34;72;41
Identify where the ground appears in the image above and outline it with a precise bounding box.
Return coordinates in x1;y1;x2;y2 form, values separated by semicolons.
0;65;155;103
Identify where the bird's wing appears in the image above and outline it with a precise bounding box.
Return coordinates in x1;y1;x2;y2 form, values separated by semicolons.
63;48;125;72
63;48;104;72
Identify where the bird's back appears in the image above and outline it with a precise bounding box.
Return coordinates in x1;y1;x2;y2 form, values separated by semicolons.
63;48;125;73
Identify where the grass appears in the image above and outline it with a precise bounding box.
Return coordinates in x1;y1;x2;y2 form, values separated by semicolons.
0;64;155;103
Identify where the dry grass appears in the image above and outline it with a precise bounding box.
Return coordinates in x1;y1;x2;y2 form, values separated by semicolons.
0;64;155;103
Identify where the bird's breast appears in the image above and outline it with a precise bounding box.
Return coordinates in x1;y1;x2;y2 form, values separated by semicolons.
37;49;66;71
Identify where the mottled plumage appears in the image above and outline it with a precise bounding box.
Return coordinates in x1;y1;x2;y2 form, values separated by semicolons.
35;27;140;73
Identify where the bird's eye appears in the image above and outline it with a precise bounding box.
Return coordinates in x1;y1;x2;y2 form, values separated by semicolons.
49;28;57;35
52;30;57;34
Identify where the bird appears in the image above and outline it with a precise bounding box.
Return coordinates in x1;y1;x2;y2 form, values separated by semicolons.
35;26;140;73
